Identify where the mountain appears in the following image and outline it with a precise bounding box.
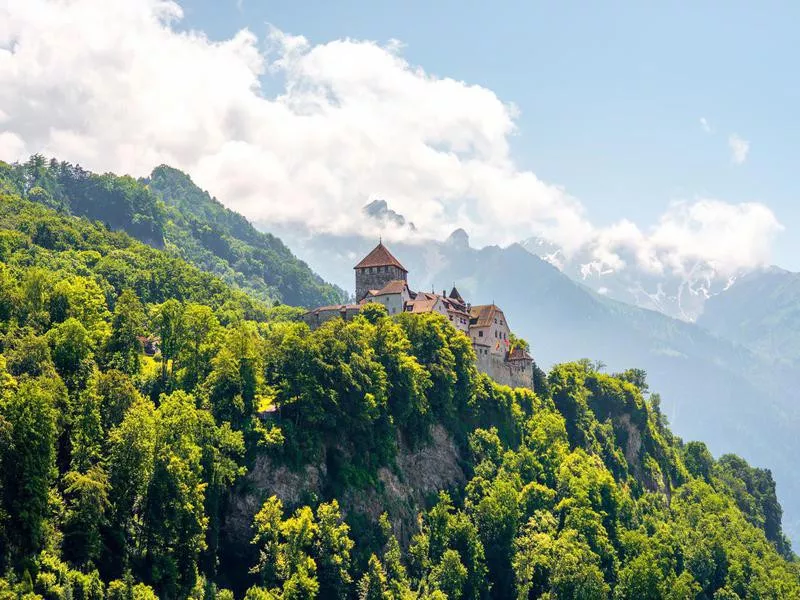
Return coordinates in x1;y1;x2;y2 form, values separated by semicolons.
0;189;796;598
520;237;739;322
0;156;344;308
276;222;800;546
698;267;800;366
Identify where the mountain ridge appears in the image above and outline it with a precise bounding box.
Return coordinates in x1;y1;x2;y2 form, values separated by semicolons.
0;156;345;308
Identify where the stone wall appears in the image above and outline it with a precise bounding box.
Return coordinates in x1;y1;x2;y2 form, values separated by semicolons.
355;266;406;301
476;352;534;390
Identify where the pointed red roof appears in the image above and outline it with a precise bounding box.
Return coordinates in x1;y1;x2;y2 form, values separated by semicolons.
354;242;408;272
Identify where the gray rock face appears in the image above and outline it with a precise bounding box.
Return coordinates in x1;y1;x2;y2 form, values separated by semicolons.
222;425;466;555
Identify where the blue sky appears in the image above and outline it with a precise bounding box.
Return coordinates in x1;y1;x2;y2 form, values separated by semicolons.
178;0;800;268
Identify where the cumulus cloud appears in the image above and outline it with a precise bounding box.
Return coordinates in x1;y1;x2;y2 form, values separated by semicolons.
0;0;780;277
586;199;781;277
729;133;750;165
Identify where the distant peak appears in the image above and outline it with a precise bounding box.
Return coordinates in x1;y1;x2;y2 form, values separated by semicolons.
364;198;389;213
363;198;413;229
446;228;469;248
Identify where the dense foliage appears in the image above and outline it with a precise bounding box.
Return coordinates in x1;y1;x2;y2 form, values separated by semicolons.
0;186;797;599
0;156;344;307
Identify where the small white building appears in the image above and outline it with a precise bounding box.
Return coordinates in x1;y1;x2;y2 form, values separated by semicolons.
361;280;412;316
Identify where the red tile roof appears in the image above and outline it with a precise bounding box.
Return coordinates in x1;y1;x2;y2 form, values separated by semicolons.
354;242;408;272
371;280;409;295
405;297;442;313
507;346;533;361
469;304;505;327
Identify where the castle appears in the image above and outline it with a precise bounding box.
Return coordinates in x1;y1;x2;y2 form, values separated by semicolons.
302;242;535;390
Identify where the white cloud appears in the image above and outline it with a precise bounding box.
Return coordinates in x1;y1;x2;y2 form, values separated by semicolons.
729;133;750;165
700;117;712;133
587;199;781;277
0;0;780;278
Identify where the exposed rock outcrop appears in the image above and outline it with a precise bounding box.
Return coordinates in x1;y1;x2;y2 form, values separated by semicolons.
222;424;466;555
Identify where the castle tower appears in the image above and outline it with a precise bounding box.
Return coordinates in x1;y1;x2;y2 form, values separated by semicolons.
354;241;408;301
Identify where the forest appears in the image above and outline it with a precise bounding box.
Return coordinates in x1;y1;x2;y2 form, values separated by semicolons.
0;158;798;599
0;157;344;309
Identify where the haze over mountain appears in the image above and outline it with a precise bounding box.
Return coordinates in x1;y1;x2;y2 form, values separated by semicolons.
699;267;800;367
520;236;745;322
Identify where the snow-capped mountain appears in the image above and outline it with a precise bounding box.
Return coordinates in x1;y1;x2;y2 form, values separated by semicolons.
520;237;742;322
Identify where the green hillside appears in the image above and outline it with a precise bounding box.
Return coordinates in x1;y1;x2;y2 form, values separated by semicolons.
0;179;797;598
0;156;344;308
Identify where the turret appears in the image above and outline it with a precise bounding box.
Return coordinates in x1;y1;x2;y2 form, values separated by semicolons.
353;241;408;301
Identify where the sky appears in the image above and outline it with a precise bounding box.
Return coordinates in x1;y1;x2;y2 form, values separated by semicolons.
1;0;798;274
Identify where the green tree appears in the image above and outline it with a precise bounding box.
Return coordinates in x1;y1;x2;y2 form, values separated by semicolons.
49;317;93;389
106;290;145;375
61;465;110;568
359;554;389;600
180;303;218;388
143;391;208;598
149;300;184;381
0;378;58;564
314;500;354;599
105;398;156;576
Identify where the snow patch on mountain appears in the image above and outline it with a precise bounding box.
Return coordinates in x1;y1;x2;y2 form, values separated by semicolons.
521;236;746;321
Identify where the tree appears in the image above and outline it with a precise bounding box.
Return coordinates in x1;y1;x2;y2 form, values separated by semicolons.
684;441;714;482
180;303;218;388
106;290;145;375
614;553;664;599
49;317;93;389
358;555;389;600
614;368;649;395
360;302;389;324
106;398;157;576
97;370;141;432
70;375;104;471
250;497;321;599
0;378;58;564
508;333;530;353
149;300;184;380
142;391;209;597
315;501;353;599
61;465;110;568
549;532;609;600
378;514;413;600
431;549;467;599
251;496;284;587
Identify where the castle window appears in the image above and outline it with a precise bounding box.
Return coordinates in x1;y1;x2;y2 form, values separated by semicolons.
478;331;483;337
